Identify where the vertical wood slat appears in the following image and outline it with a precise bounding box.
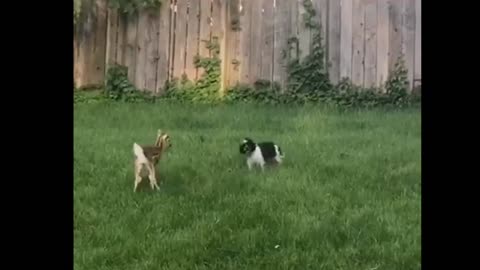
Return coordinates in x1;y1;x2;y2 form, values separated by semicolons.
124;14;138;84
185;0;200;81
402;0;415;91
105;8;118;70
273;0;289;89
168;0;176;80
351;0;365;86
222;0;232;88
414;0;421;86
232;0;242;86
225;0;241;87
135;10;148;89
173;0;188;79
210;0;227;93
74;0;108;88
328;0;341;84
198;0;212;58
156;1;172;93
90;0;108;85
197;0;212;79
297;0;310;59
260;0;274;81
144;10;160;92
248;0;263;84
339;0;353;80
312;0;328;66
364;1;378;88
289;0;299;61
211;0;224;42
74;0;95;88
239;0;252;84
115;14;126;65
74;0;92;88
376;0;389;89
388;0;402;72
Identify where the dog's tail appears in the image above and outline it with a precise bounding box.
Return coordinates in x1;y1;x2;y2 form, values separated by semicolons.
133;143;148;164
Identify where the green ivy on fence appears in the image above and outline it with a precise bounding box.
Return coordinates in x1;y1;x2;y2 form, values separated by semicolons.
75;0;420;108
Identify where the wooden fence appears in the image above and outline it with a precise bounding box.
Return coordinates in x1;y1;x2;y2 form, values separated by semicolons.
74;0;421;93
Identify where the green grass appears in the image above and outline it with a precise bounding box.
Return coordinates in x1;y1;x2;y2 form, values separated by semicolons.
74;102;421;270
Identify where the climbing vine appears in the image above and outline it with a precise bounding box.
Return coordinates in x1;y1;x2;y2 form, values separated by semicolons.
163;37;222;103
76;0;419;108
285;0;331;94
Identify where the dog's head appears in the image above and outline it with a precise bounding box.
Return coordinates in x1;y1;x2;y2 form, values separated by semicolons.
155;130;172;150
239;137;256;154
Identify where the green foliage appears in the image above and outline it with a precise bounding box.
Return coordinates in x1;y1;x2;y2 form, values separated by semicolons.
74;90;106;104
164;37;222;103
384;56;411;107
284;0;331;96
225;0;418;108
76;0;419;109
223;55;418;109
109;0;162;14
104;64;155;102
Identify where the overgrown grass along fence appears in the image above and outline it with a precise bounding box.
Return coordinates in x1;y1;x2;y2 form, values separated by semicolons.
74;0;421;94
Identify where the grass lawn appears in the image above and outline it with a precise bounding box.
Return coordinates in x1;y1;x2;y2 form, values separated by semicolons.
74;102;421;270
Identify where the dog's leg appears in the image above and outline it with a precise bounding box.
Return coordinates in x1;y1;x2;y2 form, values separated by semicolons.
247;159;253;170
148;163;160;191
260;162;265;172
134;162;142;192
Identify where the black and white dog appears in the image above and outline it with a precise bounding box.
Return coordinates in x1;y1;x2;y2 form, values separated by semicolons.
239;138;284;171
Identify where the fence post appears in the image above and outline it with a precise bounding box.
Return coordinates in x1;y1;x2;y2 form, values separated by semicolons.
219;0;229;96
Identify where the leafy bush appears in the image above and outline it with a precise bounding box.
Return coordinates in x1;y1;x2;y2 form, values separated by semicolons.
104;65;155;103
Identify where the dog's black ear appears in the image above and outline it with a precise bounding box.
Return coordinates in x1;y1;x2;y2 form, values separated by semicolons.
244;137;254;143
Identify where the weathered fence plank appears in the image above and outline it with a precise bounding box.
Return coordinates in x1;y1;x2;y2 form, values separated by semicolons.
135;10;148;89
376;0;389;89
172;0;188;79
403;0;416;91
248;0;263;84
144;9;160;92
185;0;200;81
351;0;365;86
156;1;172;93
261;0;275;82
297;0;310;60
340;0;353;80
239;0;252;84
273;0;289;89
328;0;341;84
414;0;421;87
124;14;138;83
364;1;378;88
105;8;118;69
389;0;403;72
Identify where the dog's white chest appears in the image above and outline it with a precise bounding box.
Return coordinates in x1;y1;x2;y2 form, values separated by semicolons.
247;146;265;167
